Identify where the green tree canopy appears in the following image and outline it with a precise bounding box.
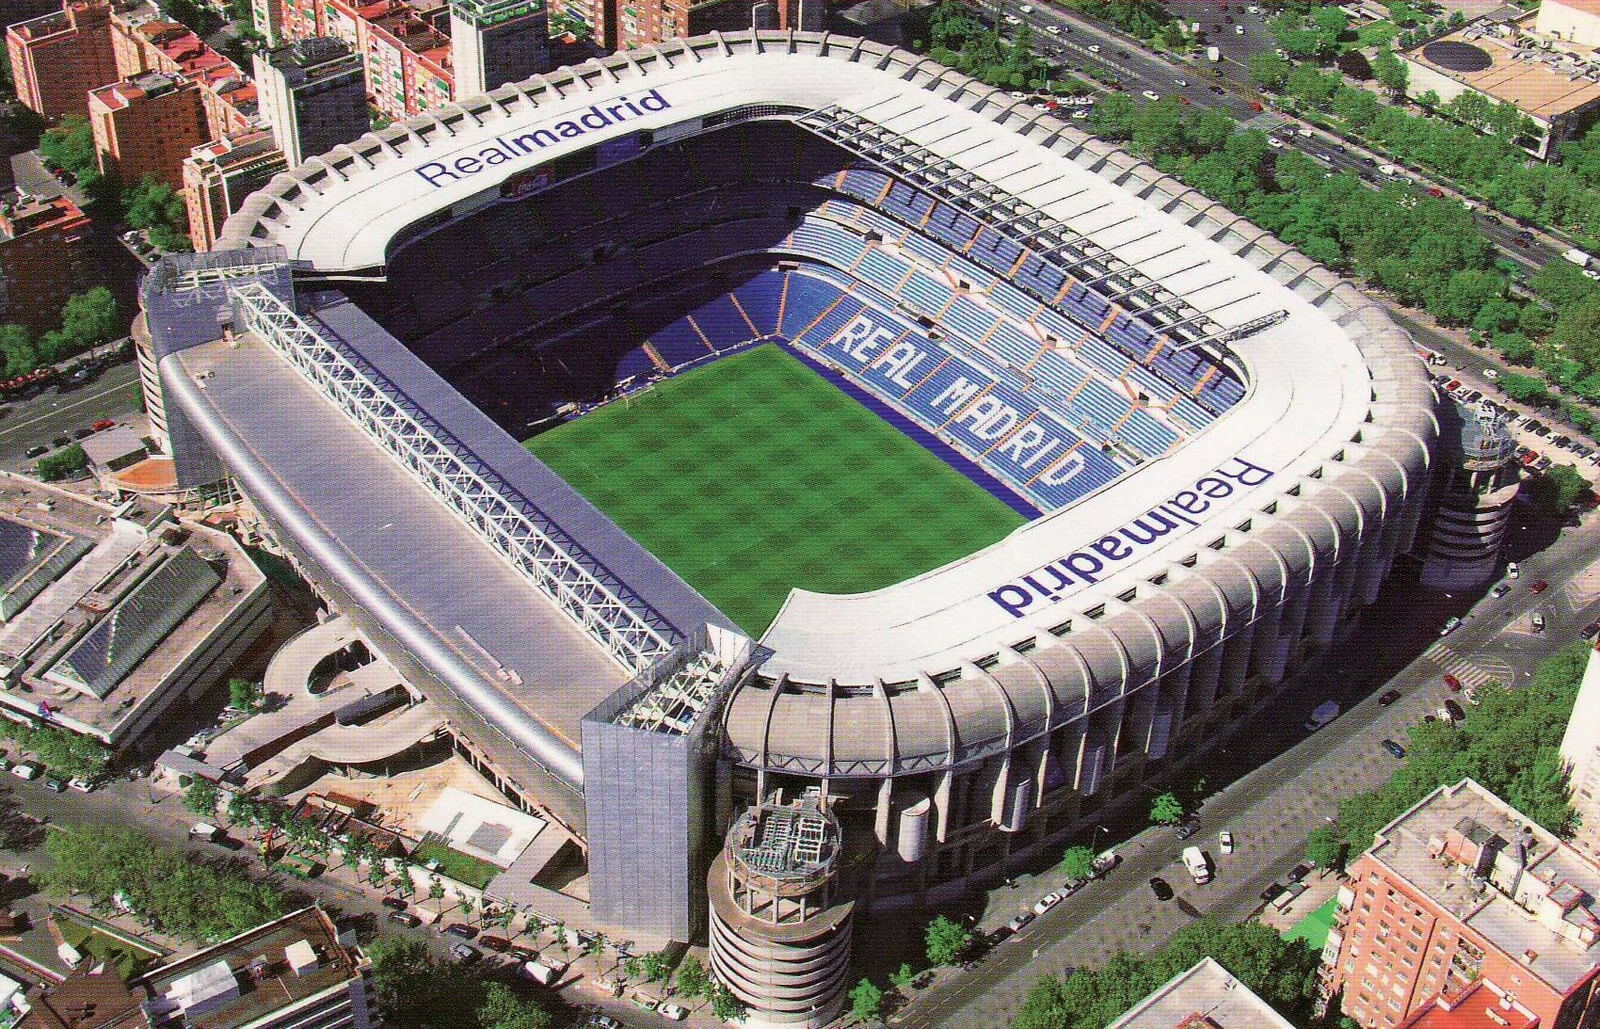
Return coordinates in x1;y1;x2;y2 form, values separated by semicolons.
1058;845;1097;881
849;978;884;1022
1248;52;1291;92
1150;791;1184;826
1306;825;1343;869
924;914;975;967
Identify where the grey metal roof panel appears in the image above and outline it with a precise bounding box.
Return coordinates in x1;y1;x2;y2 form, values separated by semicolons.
303;294;732;641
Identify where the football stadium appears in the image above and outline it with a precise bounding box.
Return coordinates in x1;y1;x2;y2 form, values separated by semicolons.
134;30;1439;1026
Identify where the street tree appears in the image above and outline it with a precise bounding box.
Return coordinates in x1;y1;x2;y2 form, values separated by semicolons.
889;963;917;991
1306;825;1343;869
1150;791;1185;826
183;779;220;817
708;981;744;1023
849;979;884;1022
675;954;709;998
1058;845;1096;881
924;914;974;967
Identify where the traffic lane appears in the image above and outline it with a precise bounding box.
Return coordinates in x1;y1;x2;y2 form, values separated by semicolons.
0;367;143;466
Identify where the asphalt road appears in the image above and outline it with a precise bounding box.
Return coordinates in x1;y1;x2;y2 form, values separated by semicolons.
0;362;144;467
891;512;1600;1028
991;0;1566;274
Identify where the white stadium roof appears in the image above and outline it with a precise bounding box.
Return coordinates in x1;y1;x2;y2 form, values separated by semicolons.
214;30;1434;709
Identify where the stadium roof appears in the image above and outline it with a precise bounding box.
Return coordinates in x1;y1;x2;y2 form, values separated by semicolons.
191;30;1436;776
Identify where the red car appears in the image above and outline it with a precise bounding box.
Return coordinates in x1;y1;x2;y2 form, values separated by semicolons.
1530;580;1549;594
1443;674;1462;691
1427;187;1445;198
90;419;114;432
1250;100;1264;111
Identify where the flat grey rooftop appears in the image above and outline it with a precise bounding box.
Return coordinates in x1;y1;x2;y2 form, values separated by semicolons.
170;334;633;749
1108;957;1295;1029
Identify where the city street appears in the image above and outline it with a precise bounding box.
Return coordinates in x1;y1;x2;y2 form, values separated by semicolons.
997;0;1567;272
0;361;144;468
889;512;1600;1028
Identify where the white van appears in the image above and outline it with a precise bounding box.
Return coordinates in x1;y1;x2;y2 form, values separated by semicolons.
522;959;566;986
189;822;222;842
1182;846;1212;884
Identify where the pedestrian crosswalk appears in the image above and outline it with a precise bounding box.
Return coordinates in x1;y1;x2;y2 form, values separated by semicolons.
1421;642;1507;689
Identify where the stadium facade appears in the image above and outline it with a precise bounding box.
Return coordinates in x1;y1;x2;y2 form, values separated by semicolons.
135;27;1439;990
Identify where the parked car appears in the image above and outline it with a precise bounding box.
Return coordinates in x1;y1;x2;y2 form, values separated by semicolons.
1289;862;1314;882
381;897;408;911
1439;616;1462;636
1443;674;1462;692
91;419;114;432
71;427;94;440
660;1003;689;1021
1532;612;1546;634
1260;882;1285;902
1175;820;1200;840
1382;738;1406;760
1032;892;1062;916
386;911;420;928
1582;621;1600;640
1531;580;1549;594
1377;688;1402;706
24;445;46;459
1149;877;1175;901
450;942;481;965
50;436;71;448
1219;830;1234;854
1006;911;1034;933
1142;90;1161;102
1492;582;1511;598
43;778;65;793
443;924;478;940
478;935;511;953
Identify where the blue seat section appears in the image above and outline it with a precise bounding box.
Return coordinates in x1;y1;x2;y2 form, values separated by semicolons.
1119;409;1180;457
899;270;954;316
972;228;1023;269
616;348;658;381
1029;349;1089;397
650;319;713;368
855;246;911;293
784;271;1129;510
940;296;996;349
1072;377;1131;437
780;272;847;337
690;295;756;350
733;272;786;337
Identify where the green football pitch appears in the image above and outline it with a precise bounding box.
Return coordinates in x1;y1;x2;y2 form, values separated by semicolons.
526;344;1027;635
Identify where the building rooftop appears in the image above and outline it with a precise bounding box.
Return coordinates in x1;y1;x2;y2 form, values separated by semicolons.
0;481;265;743
729;794;839;883
133;908;363;1029
1368;779;1600;995
90;72;188;111
0;192;88;243
1398;979;1538;1029
185;131;282;173
1107;957;1296;1029
16;971;142;1029
1403;15;1600;121
260;36;360;75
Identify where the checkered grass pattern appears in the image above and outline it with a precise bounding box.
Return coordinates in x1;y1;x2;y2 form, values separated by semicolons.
526;344;1025;634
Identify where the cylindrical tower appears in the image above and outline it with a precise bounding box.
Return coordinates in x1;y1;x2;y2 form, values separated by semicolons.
708;793;854;1029
1420;400;1520;591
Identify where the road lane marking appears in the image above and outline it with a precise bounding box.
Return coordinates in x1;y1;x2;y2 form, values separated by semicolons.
0;378;140;441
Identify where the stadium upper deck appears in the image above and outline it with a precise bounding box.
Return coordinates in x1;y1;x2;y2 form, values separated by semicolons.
160;32;1443;863
220;31;1432;690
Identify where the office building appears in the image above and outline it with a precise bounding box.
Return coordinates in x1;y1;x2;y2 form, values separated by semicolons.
449;0;547;96
18;907;374;1029
1110;958;1296;1029
1321;779;1600;1029
88;72;209;190
182;131;289;252
1400;10;1600;159
277;0;453;122
1541;0;1600;48
111;15;257;139
5;1;119;123
252;0;285;45
253;37;368;167
0;192;91;336
1562;643;1600;866
0;486;270;753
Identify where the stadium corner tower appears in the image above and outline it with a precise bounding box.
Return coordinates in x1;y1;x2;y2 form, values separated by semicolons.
138;26;1438;973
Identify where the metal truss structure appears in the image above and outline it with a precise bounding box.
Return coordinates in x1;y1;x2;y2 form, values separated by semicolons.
796;106;1255;354
229;282;678;674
